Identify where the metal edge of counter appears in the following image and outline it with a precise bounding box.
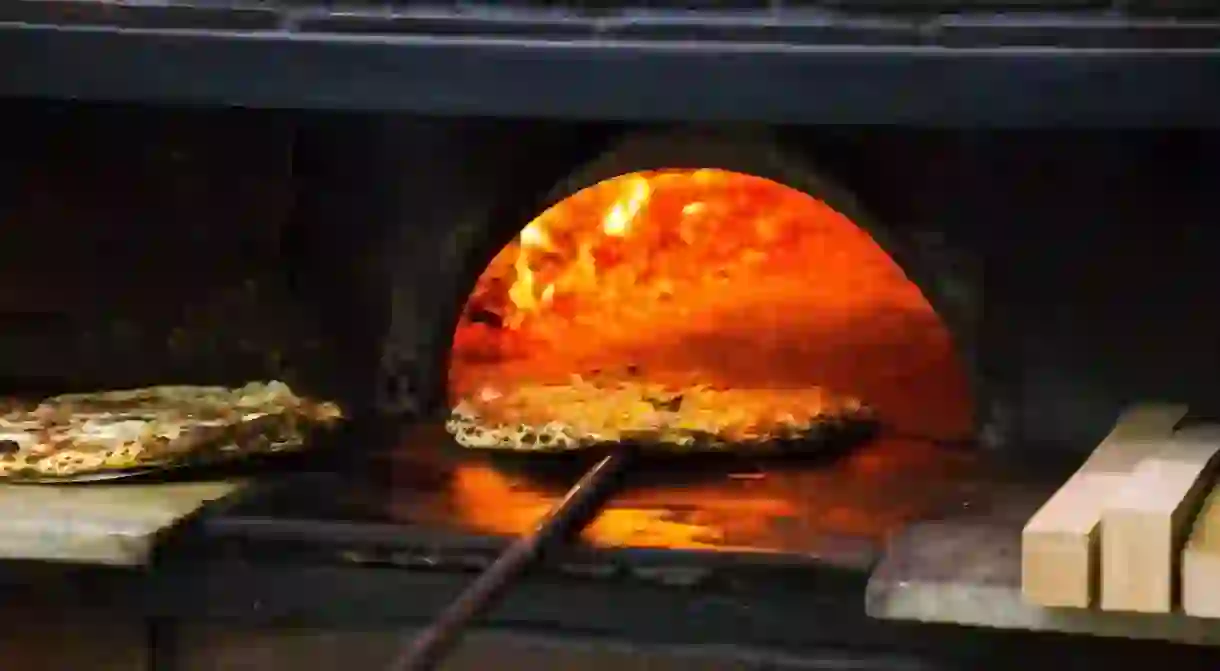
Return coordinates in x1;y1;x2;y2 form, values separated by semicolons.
1;555;1215;669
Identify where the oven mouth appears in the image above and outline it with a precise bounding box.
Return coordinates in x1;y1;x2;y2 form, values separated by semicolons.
444;167;975;453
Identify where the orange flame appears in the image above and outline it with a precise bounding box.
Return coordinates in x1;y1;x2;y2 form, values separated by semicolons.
450;169;973;440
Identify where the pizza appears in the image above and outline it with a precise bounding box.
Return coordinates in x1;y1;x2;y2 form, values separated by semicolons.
445;375;874;453
0;381;342;481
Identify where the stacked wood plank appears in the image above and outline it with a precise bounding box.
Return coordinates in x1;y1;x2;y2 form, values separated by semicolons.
1021;403;1220;618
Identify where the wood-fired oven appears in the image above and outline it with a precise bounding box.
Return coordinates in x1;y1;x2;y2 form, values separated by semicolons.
1;1;1220;669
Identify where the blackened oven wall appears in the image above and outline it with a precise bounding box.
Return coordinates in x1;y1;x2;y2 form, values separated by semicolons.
781;129;1220;454
373;120;1220;456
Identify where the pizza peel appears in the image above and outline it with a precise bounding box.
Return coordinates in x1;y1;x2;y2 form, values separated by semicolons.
387;412;878;671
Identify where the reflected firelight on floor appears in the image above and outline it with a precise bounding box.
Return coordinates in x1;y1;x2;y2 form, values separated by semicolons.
410;436;983;554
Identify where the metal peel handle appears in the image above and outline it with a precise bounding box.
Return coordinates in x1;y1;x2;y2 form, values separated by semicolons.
387;450;632;671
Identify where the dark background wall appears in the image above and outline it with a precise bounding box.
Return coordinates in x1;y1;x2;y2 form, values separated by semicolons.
781;129;1220;453
0;100;1216;457
0;101;304;392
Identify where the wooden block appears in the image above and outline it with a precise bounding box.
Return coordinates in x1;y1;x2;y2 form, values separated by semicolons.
1021;402;1187;608
1100;424;1220;613
1181;467;1220;618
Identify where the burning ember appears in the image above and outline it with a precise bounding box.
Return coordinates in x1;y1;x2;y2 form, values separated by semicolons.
450;169;972;440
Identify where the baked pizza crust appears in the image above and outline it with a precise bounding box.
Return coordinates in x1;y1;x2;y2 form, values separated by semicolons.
445;376;873;453
0;381;342;481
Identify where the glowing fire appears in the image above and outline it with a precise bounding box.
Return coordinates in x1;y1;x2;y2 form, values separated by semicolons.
450;169;972;440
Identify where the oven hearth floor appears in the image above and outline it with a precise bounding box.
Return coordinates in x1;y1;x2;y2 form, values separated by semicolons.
179;424;1004;575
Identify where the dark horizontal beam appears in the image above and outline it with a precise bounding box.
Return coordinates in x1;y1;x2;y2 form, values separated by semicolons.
1;23;1219;126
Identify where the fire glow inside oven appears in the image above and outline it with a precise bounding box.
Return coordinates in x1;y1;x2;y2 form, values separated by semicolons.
1;1;1220;669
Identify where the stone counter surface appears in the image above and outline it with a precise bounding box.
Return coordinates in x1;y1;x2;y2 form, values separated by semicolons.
0;480;242;565
864;484;1220;646
0;475;1218;669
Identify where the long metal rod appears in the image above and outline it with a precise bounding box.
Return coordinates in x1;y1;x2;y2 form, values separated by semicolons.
387;449;633;671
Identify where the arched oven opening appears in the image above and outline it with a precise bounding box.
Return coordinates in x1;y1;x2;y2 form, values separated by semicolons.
426;133;985;548
445;153;975;453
